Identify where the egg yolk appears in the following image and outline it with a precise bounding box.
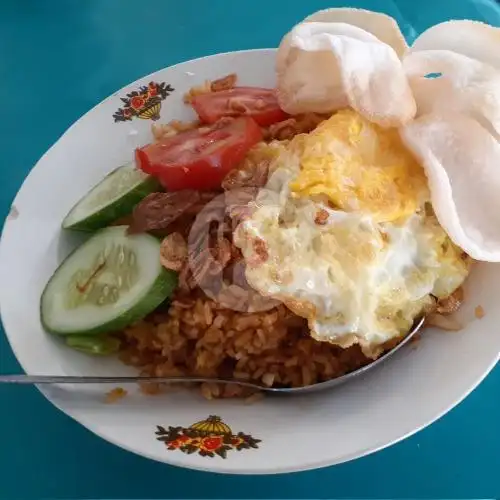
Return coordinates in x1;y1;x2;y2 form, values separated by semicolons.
288;109;429;222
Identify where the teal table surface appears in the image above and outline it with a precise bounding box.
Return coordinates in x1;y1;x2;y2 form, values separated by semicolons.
1;0;499;498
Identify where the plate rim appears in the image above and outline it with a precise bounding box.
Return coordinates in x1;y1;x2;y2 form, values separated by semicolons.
36;358;497;475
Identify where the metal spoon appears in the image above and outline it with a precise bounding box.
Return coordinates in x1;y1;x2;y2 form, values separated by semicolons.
0;318;423;394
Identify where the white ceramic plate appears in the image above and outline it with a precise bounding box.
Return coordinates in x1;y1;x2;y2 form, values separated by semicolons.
1;49;499;474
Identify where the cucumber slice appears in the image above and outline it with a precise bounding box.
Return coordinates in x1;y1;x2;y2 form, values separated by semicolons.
41;226;177;335
62;162;161;232
66;335;121;355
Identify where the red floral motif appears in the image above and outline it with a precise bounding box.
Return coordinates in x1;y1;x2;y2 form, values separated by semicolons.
200;436;224;451
148;82;158;97
130;96;145;110
155;415;261;459
113;81;174;122
231;436;244;446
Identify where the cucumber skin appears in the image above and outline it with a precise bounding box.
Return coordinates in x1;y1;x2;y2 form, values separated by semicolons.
41;268;178;336
62;174;161;232
65;335;121;355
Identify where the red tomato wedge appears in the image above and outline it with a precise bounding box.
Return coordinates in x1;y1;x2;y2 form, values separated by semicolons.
135;117;263;191
191;87;288;127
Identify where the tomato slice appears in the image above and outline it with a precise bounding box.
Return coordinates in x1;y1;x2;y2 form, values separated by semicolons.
191;87;288;127
135;117;263;191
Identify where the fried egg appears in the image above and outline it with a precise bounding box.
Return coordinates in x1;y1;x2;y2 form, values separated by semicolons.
235;109;471;357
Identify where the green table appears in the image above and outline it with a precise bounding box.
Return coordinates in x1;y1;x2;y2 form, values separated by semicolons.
1;0;499;497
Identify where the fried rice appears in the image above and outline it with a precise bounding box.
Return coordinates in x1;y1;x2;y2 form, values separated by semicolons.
117;75;466;399
119;296;377;399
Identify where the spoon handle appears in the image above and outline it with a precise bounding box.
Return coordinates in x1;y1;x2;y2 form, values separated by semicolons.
0;374;260;387
0;317;423;393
